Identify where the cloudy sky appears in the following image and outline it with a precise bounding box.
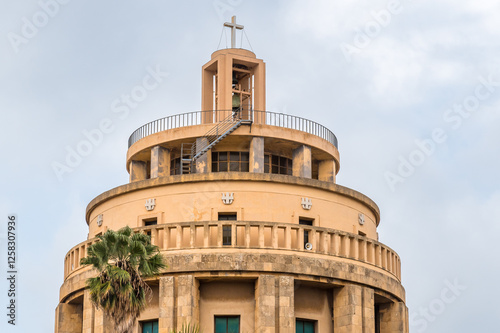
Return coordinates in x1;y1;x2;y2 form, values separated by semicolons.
1;0;499;332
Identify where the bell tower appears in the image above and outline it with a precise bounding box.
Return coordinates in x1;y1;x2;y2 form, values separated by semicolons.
201;16;266;124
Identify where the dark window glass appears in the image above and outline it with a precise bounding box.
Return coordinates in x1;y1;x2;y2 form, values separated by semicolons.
144;219;157;226
272;155;279;165
230;152;240;161
212;152;250;173
219;162;228;172
230;162;239;171
218;214;237;221
264;154;292;175
222;226;232;246
215;316;240;333
296;319;314;333
142;320;158;333
299;219;314;249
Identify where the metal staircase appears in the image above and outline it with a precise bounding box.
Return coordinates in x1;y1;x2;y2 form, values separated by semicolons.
180;112;252;174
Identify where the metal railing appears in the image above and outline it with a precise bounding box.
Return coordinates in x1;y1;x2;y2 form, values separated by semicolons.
128;110;338;148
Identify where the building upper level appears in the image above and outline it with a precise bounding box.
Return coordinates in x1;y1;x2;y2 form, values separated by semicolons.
126;47;340;185
85;20;381;243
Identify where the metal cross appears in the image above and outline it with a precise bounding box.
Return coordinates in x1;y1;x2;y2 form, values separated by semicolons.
224;16;244;48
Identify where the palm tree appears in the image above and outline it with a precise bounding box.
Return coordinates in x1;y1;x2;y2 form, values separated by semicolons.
80;226;166;333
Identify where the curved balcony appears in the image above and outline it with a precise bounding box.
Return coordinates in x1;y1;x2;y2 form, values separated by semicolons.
127;110;339;149
64;221;400;283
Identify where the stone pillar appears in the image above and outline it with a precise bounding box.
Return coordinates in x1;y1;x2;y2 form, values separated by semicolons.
379;302;409;333
94;309;112;333
195;138;210;174
94;308;104;333
176;275;199;328
82;290;94;333
362;287;375;332
292;145;312;179
151;146;170;178
159;276;176;333
129;160;147;182
55;302;83;333
318;159;336;183
278;276;294;333
249;137;265;173
255;274;276;333
333;284;362;332
254;61;266;118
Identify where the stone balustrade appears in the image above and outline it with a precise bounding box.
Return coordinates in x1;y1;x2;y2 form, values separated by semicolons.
64;221;401;281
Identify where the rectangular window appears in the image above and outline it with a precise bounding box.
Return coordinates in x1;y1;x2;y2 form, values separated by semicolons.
142;320;158;333
299;218;314;249
170;157;181;175
296;319;315;333
212;152;249;172
265;154;292;175
219;213;237;246
215;316;240;333
222;226;232;246
144;218;158;226
143;218;157;237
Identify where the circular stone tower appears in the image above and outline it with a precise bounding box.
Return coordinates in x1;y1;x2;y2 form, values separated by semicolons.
55;19;408;333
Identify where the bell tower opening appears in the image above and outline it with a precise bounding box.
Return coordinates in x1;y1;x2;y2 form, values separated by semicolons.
201;16;266;124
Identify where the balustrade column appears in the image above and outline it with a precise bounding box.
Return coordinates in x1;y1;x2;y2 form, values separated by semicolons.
332;233;340;256
245;224;251;248
203;224;209;247
272;225;278;249
285;226;291;249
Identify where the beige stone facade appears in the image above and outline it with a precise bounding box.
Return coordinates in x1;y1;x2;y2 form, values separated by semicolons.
55;22;408;333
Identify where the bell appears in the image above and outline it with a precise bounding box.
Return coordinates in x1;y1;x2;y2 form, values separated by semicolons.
232;94;241;108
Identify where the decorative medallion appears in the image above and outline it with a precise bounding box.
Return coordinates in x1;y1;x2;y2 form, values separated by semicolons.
358;213;365;225
301;197;312;210
96;214;103;227
145;198;156;211
222;192;234;205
